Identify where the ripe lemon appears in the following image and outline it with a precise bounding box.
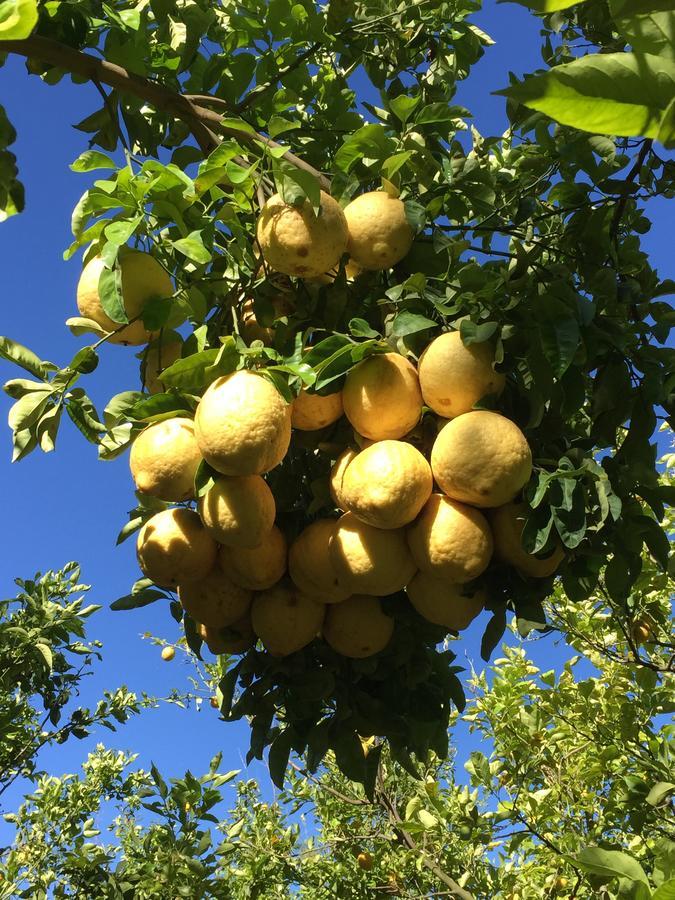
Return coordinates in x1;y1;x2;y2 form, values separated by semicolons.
256;191;349;277
198;614;256;655
343;191;414;270
330;512;417;596
490;502;564;577
288;519;351;603
343;353;422;441
356;850;375;870
142;332;182;394
341;440;432;529
418;331;505;418
407;573;485;630
194;370;291;475
179;565;252;628
76;249;173;345
137;508;217;587
240;294;294;345
251;584;325;656
330;448;358;509
324;595;394;658
199;475;275;548
161;646;175;661
431;411;532;508
129;417;202;502
407;494;492;583
292;388;344;431
219;524;287;590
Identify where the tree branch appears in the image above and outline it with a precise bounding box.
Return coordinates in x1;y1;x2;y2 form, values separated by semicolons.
609;139;653;244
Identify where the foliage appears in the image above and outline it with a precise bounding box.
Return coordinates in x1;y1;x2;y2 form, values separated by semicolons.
0;0;673;780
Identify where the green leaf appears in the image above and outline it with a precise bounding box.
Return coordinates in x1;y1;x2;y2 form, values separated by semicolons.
653;880;675;900
657;95;675;147
98;263;128;325
610;0;675;60
172;231;212;264
0;0;38;39
110;588;167;611
268;729;293;790
70;150;117;172
646;782;675;806
130;393;192;421
159;349;221;391
0;335;54;378
273;158;321;213
65;317;109;338
389;94;420;124
460;320;498;345
498;52;675;140
34;642;53;670
391;311;437;338
349;318;380;339
576;847;650;885
481;609;507;661
502;0;589;11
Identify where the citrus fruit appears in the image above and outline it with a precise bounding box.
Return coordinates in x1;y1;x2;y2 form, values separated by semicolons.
288;518;351;603
179;564;251;629
330;511;417;595
251;584;325;656
343;191;414;270
324;595;394;658
129;417;201;501
198;614;256;655
490;502;564;577
343;353;422;441
199;475;275;548
240;294;294;345
161;646;175;661
329;448;358;509
142;332;182;394
292;388;344;431
137;508;217;587
407;572;485;630
219;524;287;590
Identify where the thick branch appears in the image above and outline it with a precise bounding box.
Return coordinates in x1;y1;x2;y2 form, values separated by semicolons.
3;34;330;188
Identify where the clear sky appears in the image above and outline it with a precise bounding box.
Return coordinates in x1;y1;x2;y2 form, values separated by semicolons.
0;1;672;832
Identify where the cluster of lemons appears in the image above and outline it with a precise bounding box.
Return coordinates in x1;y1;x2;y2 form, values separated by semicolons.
74;189;563;661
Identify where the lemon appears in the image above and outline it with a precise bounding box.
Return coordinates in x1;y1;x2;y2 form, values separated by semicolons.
179;565;252;628
292;388;344;431
161;646;175;661
407;494;492;583
342;440;432;529
343;353;422;441
356;850;375;870
431;411;532;508
490;502;564;577
219;524;287;590
407;572;485;630
288;519;351;603
256;191;349;277
198;613;256;655
240;294;294;345
142;332;182;394
199;475;275;548
194;370;292;475
324;595;394;658
343;191;414;270
137;508;217;587
76;249;173;345
329;448;358;509
129;417;202;501
418;331;505;418
330;512;417;596
251;584;325;656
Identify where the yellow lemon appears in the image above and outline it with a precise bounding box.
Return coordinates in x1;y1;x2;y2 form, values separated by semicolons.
161;646;175;661
407;572;485;630
194;370;291;475
324;595;394;658
341;440;432;529
288;519;351;603
198;614;256;655
129;417;202;502
329;448;358;509
76;250;173;345
179;566;252;628
330;512;417;596
239;294;294;345
418;331;505;418
355;850;375;870
431;411;532;508
219;524;287;590
142;332;182;394
343;353;422;441
344;191;414;270
137;508;217;588
251;584;325;656
256;191;349;277
292;388;344;431
407;494;492;583
199;475;275;548
490;502;564;578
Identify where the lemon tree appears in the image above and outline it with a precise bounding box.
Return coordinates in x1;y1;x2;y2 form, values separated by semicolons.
0;0;673;790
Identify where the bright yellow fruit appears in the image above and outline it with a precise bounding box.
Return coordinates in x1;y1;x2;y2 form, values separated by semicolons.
343;353;422;441
324;595;394;658
143;333;182;394
251;584;325;656
194;370;292;475
407;572;485;630
342;440;432;529
199;475;275;548
161;646;175;661
137;508;217;588
288;519;351;603
329;448;358;509
292;388;344;431
198;613;256;655
431;411;532;508
179;565;252;628
330;512;417;596
407;494;493;583
418;331;505;418
344;191;414;270
129;417;202;502
239;294;294;345
76;250;173;345
219;524;287;590
256;191;349;277
490;502;564;577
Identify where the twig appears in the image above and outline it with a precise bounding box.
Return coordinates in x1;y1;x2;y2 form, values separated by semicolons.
609;139;653;244
235;42;321;113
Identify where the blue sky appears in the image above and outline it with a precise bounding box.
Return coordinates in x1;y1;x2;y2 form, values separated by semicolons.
0;0;672;834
